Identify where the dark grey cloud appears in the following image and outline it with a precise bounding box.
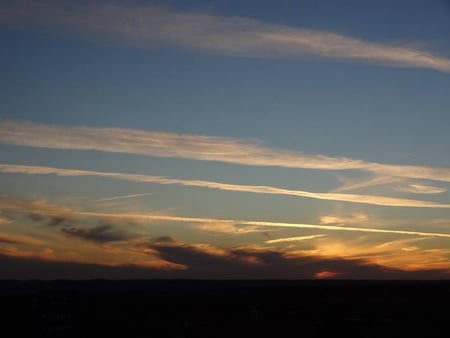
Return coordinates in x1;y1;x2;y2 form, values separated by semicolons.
152;236;176;243
47;215;73;227
23;212;75;227
1;240;448;280
61;223;131;243
146;240;450;280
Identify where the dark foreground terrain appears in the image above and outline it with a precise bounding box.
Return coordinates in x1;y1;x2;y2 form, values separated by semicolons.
1;280;448;337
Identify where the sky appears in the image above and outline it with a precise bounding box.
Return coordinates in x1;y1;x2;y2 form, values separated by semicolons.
0;0;450;279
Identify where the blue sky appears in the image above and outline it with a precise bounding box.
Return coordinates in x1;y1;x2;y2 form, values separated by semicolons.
0;0;449;279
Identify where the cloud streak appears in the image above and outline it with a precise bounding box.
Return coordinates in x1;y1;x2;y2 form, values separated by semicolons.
1;163;450;208
395;184;448;194
2;197;450;239
1;1;449;72
93;192;154;202
80;212;450;239
265;234;325;244
1;121;450;185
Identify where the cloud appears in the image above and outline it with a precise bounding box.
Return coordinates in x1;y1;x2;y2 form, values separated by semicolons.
0;196;76;222
93;192;154;202
0;120;372;170
395;184;447;194
319;214;369;225
1;1;449;72
331;174;405;193
401;246;419;252
6;195;450;239
79;211;450;240
1;245;448;280
0;236;18;245
0;195;448;277
0;232;44;245
143;239;449;279
310;236;450;271
2;196;450;251
265;234;325;244
2;121;450;185
151;236;176;244
314;270;341;279
198;222;261;234
45;215;73;227
2;163;450;208
0;215;11;225
61;223;132;243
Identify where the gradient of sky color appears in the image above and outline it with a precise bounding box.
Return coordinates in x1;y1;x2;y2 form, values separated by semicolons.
0;0;450;279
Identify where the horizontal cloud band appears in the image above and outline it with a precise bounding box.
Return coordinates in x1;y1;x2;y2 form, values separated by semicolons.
0;1;449;72
84;212;450;239
1;197;450;238
1;163;449;208
1;121;450;184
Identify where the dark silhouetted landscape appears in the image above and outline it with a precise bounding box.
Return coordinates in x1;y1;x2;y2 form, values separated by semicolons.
1;279;448;337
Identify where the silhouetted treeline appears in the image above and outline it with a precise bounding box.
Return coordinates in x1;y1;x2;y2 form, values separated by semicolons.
1;280;448;337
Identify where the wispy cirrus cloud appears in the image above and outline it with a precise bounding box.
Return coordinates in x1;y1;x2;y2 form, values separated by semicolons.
93;192;155;203
0;1;449;72
319;213;369;225
1;121;450;185
197;222;261;234
395;184;448;194
1;163;449;208
0;120;370;170
331;174;405;193
265;234;325;244
2;197;449;239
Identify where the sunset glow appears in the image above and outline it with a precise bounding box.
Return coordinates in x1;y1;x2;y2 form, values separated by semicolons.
1;0;449;279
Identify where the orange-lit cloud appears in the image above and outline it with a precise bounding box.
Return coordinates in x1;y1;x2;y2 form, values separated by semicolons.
315;270;341;279
0;205;448;278
265;234;325;244
0;231;44;245
144;239;450;279
304;236;450;271
1;163;449;208
2;196;449;239
0;215;11;225
198;222;261;234
1;1;449;72
1;196;449;275
319;213;369;225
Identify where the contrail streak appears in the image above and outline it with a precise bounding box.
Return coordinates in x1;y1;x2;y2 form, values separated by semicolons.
1;163;449;208
80;211;450;239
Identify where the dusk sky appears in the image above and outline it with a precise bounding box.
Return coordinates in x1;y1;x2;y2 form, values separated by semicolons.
1;0;450;279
